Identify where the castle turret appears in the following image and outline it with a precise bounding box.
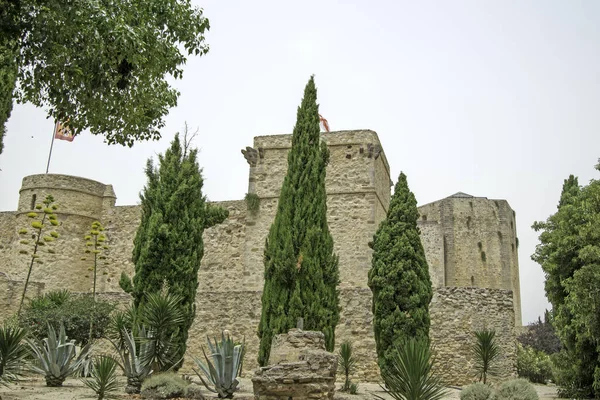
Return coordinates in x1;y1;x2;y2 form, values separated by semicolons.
418;192;522;326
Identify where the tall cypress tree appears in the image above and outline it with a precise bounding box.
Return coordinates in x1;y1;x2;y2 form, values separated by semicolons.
257;76;339;366
368;172;433;376
123;132;228;364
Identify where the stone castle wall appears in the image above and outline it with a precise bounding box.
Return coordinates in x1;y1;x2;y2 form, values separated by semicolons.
429;287;517;386
0;129;519;384
418;196;522;326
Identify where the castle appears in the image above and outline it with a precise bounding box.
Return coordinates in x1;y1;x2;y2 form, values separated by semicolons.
0;130;519;385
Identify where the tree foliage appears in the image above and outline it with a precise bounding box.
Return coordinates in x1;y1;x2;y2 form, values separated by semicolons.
532;162;600;396
257;76;339;366
517;311;561;355
368;172;432;377
0;0;210;154
123;129;227;366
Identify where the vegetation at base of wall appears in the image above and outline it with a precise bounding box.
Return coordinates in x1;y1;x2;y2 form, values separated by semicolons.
495;378;539;400
258;76;339;366
82;355;119;400
376;337;448;400
126;128;228;369
349;382;359;395
338;341;356;392
17;195;60;316
459;383;494;400
516;343;553;384
27;323;91;387
192;331;244;399
368;172;432;378
244;193;260;214
472;329;500;384
20;291;115;346
0;323;29;386
140;372;190;399
531;162;600;396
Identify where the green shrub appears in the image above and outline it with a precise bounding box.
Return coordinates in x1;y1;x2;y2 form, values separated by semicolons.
551;350;594;399
244;193;260;214
82;356;119;400
516;344;553;384
20;291;115;345
140;373;189;399
495;378;538;400
377;338;448;400
338;341;356;391
472;329;500;384
460;383;494;400
349;382;359;395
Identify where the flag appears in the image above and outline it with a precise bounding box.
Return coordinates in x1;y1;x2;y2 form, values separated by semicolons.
54;121;74;142
319;114;330;133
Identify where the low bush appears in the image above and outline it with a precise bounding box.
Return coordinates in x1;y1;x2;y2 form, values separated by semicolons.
140;373;189;399
349;382;359;395
516;344;553;384
20;291;115;345
495;378;538;400
460;383;494;400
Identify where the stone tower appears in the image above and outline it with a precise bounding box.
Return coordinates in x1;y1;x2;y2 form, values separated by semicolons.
418;192;522;326
4;174;117;293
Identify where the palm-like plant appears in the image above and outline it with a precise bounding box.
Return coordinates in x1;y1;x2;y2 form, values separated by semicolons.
192;331;245;399
0;324;29;385
472;329;500;384
376;338;448;400
109;327;152;394
338;341;356;391
83;356;120;400
27;324;91;386
140;291;185;372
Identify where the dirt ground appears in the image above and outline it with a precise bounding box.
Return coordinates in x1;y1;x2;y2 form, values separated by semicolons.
0;376;559;400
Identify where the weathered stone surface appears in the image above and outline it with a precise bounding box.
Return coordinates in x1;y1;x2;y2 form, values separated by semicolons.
252;330;337;400
0;130;522;386
429;287;517;386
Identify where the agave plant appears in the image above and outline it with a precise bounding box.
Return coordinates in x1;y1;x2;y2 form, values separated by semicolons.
338;341;356;391
83;356;120;400
193;331;245;399
0;324;29;385
472;329;500;384
27;324;91;386
109;327;153;394
376;337;448;400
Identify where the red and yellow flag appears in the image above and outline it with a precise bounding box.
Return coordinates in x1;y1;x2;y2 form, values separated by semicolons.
54;121;74;142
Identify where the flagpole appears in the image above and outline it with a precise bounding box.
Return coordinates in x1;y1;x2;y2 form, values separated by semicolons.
45;122;56;174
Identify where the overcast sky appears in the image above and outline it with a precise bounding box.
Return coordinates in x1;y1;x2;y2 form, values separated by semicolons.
1;1;599;325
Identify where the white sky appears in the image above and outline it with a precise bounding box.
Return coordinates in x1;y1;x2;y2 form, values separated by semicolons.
1;1;599;325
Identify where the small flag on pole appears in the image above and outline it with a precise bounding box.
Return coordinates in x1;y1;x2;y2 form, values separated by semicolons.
53;121;74;142
319;114;330;132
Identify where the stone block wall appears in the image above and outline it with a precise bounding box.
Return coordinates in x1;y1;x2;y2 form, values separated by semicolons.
429;287;517;386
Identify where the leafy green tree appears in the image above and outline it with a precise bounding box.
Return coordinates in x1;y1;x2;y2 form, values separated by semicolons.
17;195;60;316
0;0;210;155
120;129;227;366
257;76;339;366
368;172;432;377
532;162;600;396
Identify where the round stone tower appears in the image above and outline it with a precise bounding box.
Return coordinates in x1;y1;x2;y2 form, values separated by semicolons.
11;174;116;293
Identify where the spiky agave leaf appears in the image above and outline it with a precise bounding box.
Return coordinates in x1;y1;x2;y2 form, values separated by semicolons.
376;338;448;400
0;324;29;386
192;331;244;398
27;324;91;387
108;327;152;394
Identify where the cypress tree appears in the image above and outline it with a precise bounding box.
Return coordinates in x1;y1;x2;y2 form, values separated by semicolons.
257;76;339;366
124;132;228;365
368;172;433;376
